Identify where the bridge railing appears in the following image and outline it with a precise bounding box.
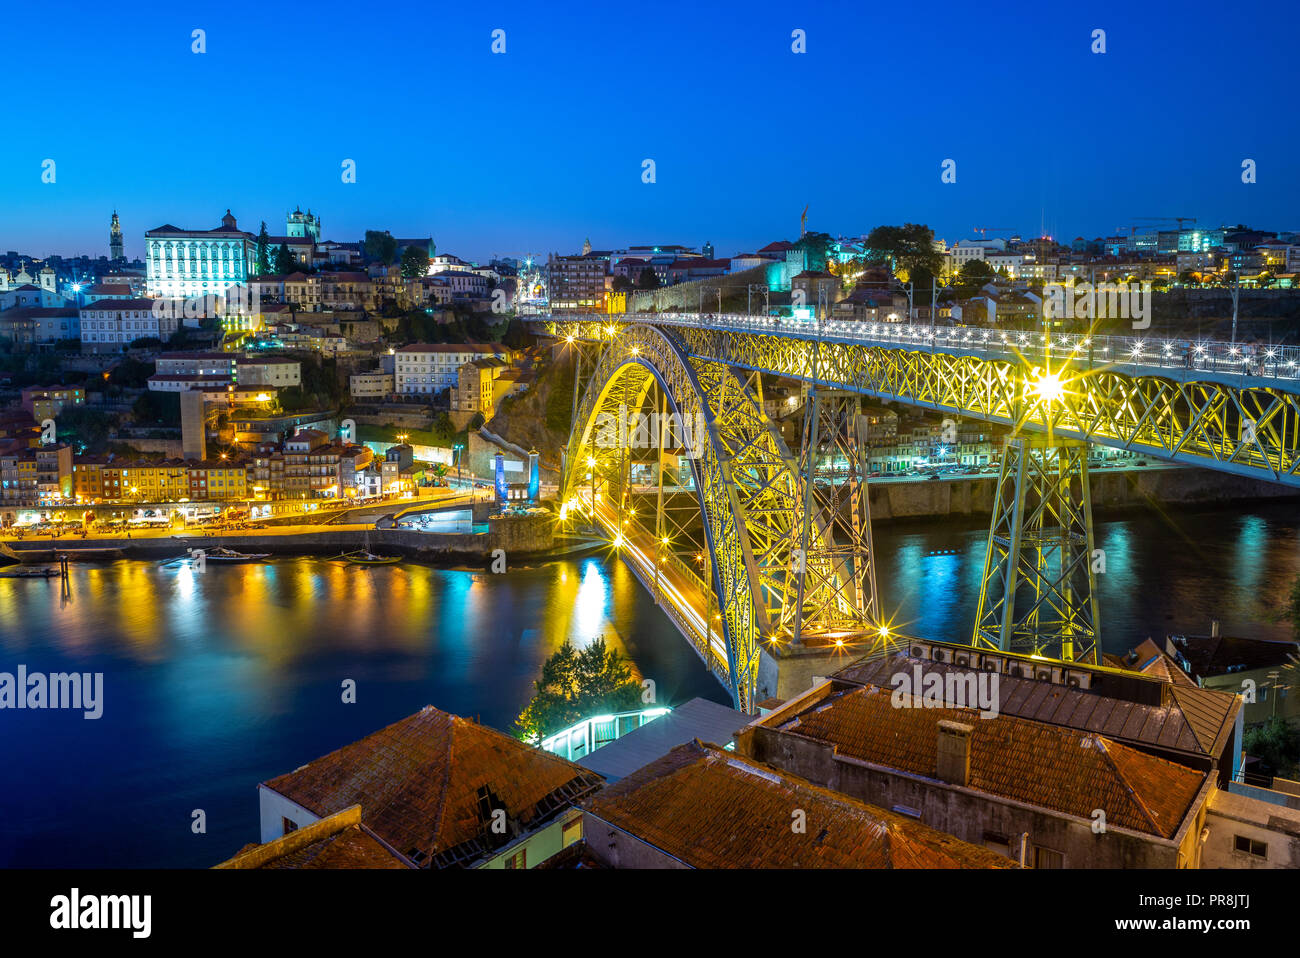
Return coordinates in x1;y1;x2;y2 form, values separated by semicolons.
530;310;1300;383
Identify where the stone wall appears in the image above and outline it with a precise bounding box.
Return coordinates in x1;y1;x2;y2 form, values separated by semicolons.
868;467;1297;521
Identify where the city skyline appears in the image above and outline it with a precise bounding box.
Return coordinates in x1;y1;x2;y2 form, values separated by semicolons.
3;0;1298;262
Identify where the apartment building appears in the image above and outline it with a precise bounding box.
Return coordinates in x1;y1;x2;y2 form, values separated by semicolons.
394;343;513;395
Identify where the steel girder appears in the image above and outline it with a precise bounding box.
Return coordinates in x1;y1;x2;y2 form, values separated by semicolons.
971;438;1101;663
655;327;1300;486
791;389;881;643
560;323;809;712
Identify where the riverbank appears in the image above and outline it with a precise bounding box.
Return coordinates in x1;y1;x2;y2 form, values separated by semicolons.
869;465;1297;521
0;512;556;565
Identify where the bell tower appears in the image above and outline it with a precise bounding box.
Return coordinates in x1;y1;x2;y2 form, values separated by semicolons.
110;211;124;260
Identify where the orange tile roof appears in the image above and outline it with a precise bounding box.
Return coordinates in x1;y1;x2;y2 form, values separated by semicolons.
255;826;410;869
774;685;1207;839
216;806;413;869
585;741;1013;868
262;706;604;867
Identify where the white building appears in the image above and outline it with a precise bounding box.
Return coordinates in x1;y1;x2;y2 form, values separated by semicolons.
145;209;257;300
349;371;395;399
395;343;512;394
79;299;172;351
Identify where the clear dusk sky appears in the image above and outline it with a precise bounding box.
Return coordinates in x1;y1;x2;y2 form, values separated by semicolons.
2;0;1296;263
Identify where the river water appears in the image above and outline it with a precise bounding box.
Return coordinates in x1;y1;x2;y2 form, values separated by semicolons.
1;502;1296;867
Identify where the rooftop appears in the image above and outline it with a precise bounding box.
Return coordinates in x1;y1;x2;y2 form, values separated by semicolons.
835;647;1240;763
577;697;748;783
585;740;1014;868
763;682;1209;839
262;705;604;868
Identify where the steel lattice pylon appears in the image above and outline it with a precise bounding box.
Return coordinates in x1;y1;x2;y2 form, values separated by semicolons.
789;389;881;644
971;437;1100;663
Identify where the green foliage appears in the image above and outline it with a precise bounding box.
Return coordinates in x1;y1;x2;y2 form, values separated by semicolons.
131;391;181;429
864;223;942;276
364;230;398;266
276;354;342;412
56;407;119;454
400;245;430;278
1243;715;1300;776
634;266;660;290
793;230;835;273
256;222;271;275
959;259;996;283
544;356;575;436
109;358;154;389
273;243;297;275
513;638;643;741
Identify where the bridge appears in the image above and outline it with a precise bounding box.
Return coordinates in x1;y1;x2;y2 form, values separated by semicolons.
526;312;1300;711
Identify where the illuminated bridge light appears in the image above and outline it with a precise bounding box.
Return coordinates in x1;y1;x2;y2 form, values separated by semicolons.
1032;369;1066;405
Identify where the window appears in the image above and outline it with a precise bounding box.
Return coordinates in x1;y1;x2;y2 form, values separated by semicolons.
503;848;526;870
1032;846;1063;869
281;817;299;835
1234;835;1267;859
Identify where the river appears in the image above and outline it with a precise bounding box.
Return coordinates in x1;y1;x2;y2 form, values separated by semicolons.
0;502;1296;867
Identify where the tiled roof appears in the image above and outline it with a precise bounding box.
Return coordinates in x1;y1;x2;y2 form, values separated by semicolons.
1130;638;1198;686
262;706;604;867
215;806;413;870
396;343;506;354
834;653;1239;761
773;684;1207;839
585;740;1013;868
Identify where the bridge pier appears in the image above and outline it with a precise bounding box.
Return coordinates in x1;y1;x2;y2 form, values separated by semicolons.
971;436;1101;663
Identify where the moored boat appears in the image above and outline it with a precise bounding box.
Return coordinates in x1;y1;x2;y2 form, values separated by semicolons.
201;547;272;563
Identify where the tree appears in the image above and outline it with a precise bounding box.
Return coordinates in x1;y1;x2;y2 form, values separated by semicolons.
1243;715;1300;777
958;259;996;285
793;230;835;273
864;223;943;277
400;245;430;278
273;243;297;275
56;407;119;454
256;222;272;275
514;638;643;741
634;266;660;290
364;230;398;266
610;274;633;292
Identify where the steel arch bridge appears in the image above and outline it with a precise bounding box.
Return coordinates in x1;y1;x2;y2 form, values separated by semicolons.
558;323;876;712
536;312;1300;710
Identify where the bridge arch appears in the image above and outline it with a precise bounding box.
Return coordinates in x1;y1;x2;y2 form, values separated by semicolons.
559;324;806;710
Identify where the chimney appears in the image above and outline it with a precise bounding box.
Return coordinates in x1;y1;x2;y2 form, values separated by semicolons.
936;720;974;786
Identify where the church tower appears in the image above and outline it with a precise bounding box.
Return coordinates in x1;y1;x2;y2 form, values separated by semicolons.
582;237;592;255
110;211;124;260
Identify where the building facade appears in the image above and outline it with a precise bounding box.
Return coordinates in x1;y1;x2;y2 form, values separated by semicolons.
145;210;257;300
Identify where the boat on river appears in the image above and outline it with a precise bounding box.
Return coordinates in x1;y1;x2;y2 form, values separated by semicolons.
202;547;272;563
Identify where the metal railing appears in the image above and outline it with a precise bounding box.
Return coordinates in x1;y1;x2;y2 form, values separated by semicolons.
530;311;1300;384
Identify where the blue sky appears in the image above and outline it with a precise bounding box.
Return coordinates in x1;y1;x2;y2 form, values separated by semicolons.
2;0;1296;262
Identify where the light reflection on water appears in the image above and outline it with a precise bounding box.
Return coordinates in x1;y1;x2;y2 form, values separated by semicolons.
0;502;1297;866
